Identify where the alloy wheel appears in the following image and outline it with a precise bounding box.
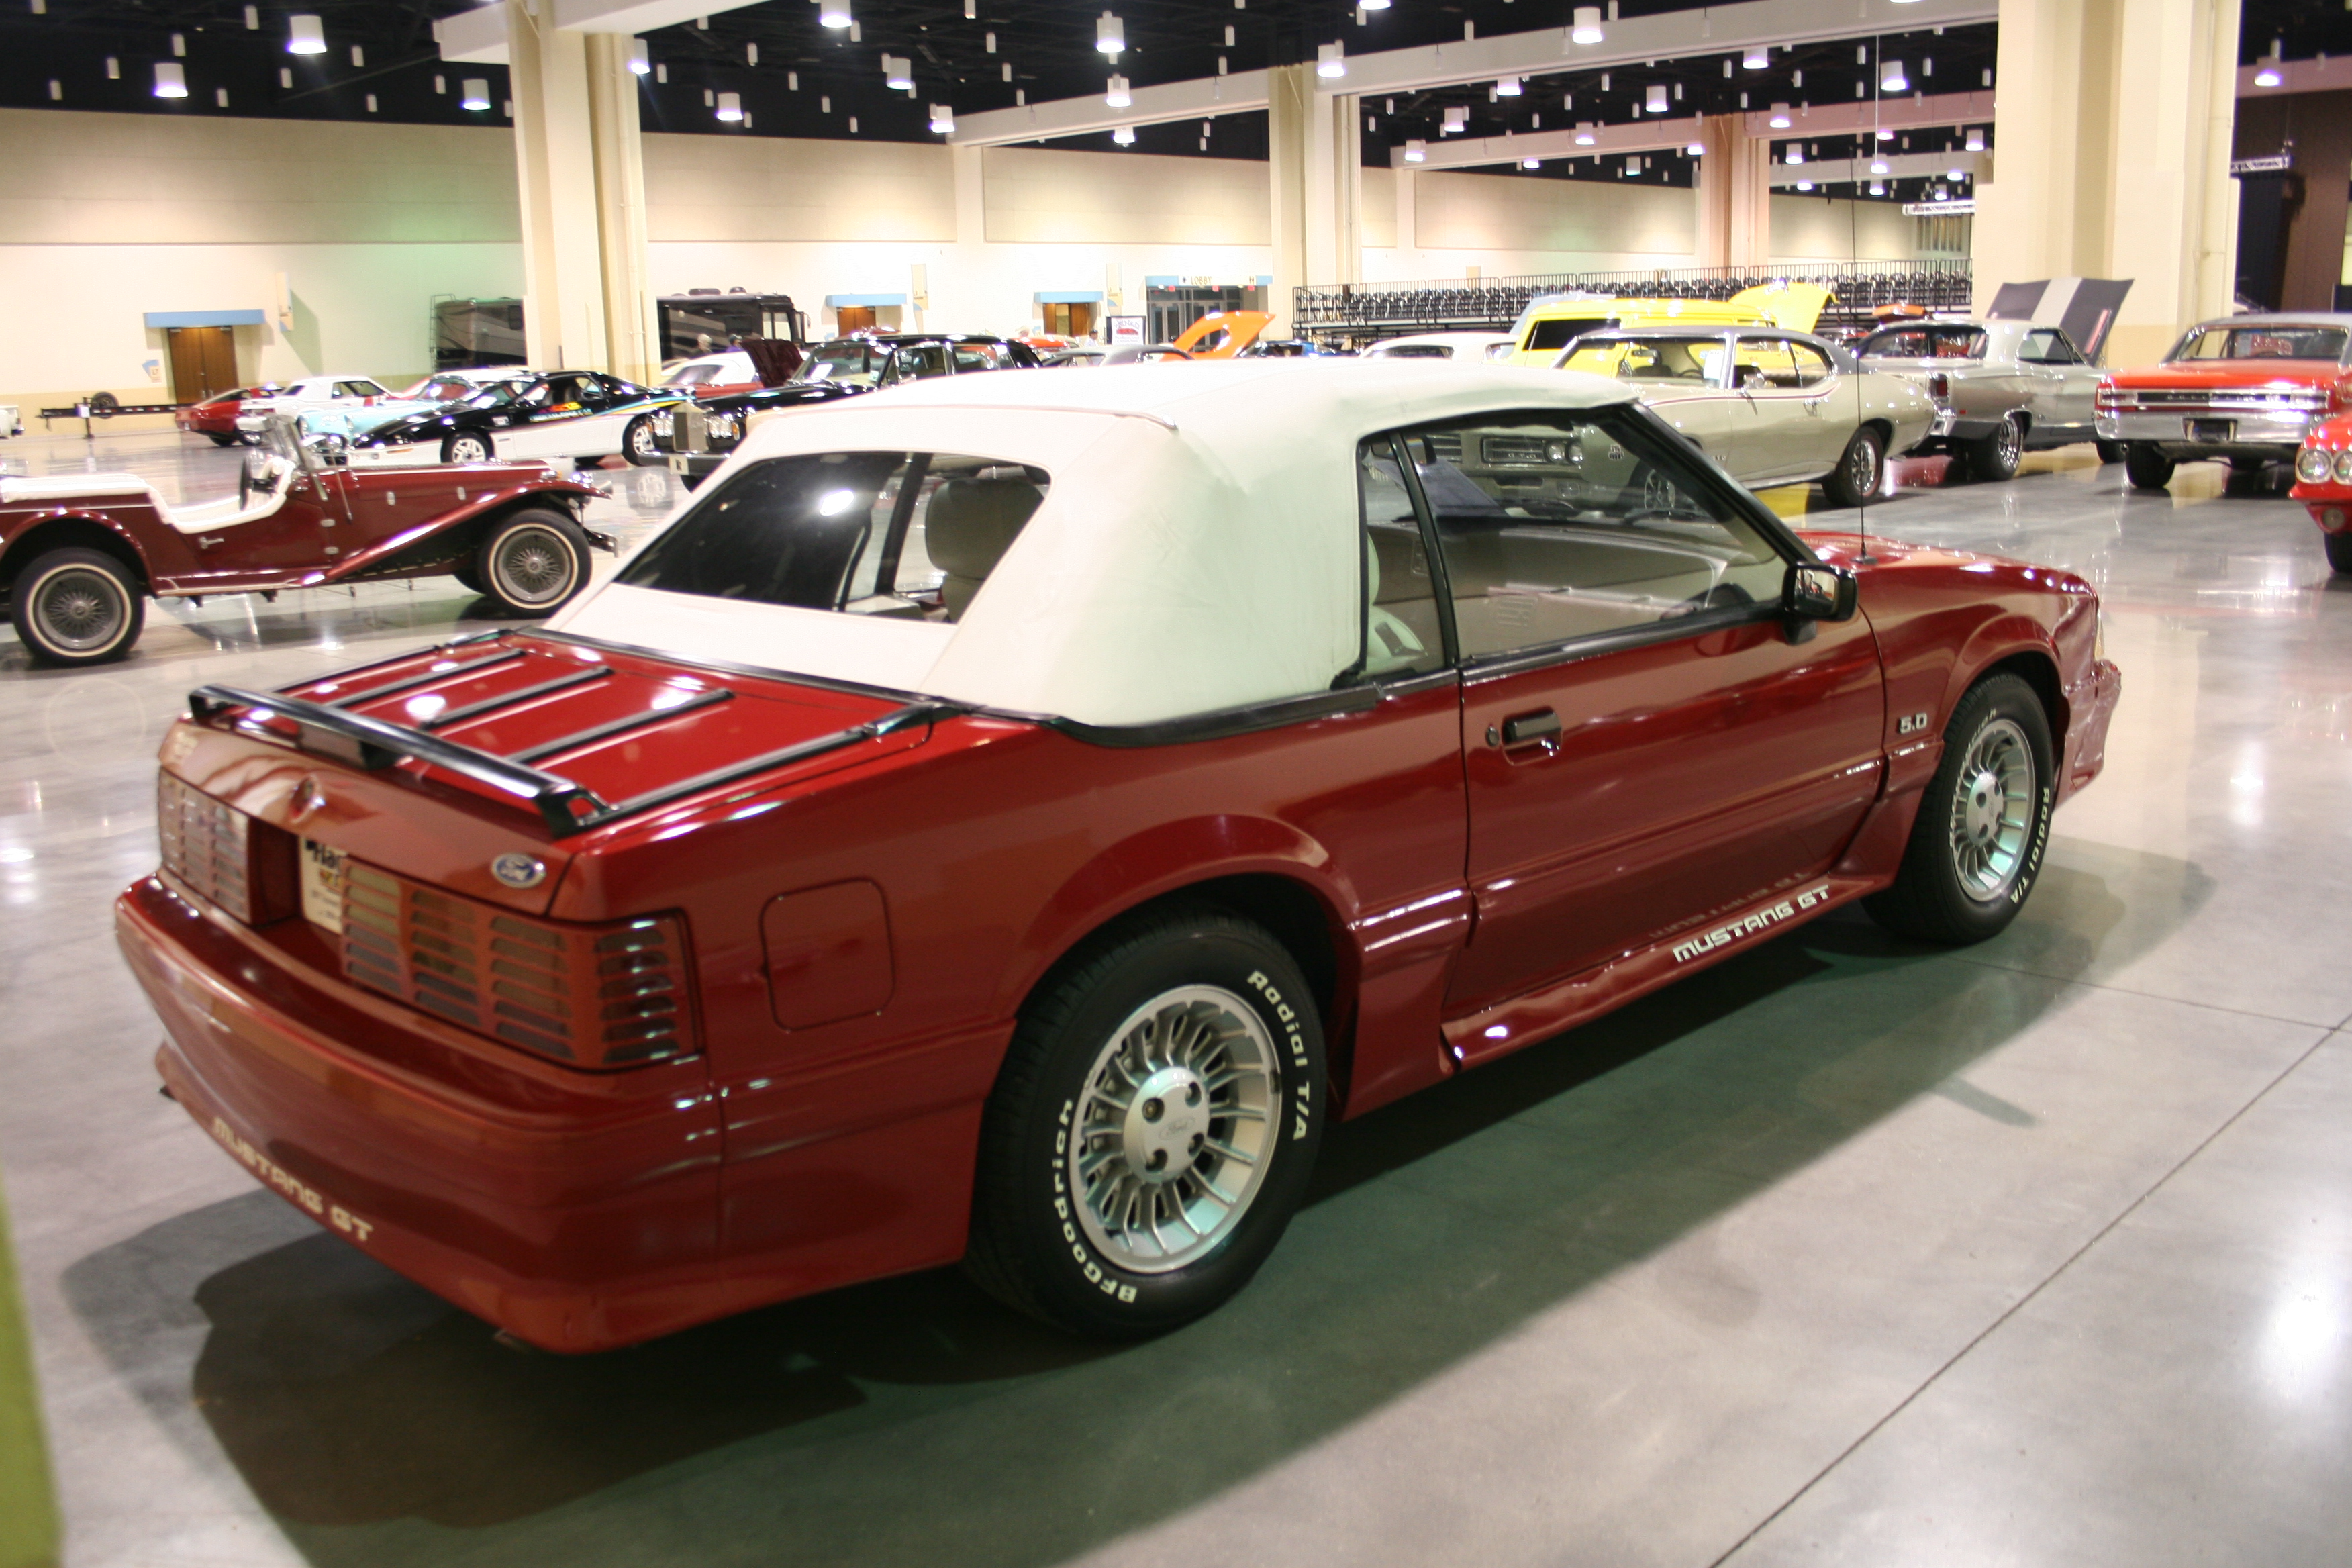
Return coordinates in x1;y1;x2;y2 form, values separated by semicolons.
1947;716;2035;901
1067;984;1280;1274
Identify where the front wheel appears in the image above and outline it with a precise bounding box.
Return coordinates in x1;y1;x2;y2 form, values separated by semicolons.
965;906;1326;1338
474;509;591;616
9;548;144;666
622;415;662;467
1864;672;2055;944
1967;413;2024;482
2123;444;2175;490
1821;426;1885;509
442;432;492;464
2324;531;2352;574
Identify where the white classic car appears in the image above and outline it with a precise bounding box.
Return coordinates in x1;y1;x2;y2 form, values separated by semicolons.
232;374;396;438
1361;332;1517;363
1552;326;1936;506
1855;319;2111;479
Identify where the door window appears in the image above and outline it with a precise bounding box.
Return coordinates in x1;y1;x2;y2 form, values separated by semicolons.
1356;439;1447;677
1785;342;1836;386
1732;338;1802;389
1391;408;1787;658
883;344;954;385
2016;329;2083;364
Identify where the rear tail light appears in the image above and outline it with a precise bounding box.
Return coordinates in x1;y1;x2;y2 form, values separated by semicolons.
156;773;297;925
1926;372;1950;401
339;861;697;1069
2094;385;2120;411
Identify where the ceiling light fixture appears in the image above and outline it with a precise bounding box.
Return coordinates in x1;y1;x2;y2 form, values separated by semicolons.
884;54;912;89
1362;0;1389;10
1965;128;1985;151
627;38;650;74
1494;73;1520;95
1404;138;1426;161
1742;45;1767;69
819;0;851;29
1645;83;1667;112
1320;42;1346;78
716;91;743;120
1569;5;1602;44
1113;124;1136;144
1105;73;1130;105
930;103;955;132
1097;11;1124;55
460;77;489;109
1869;156;1890;173
286;14;324;53
2255;64;2283;87
1523;156;1541;168
243;5;258;27
1768;102;1791;128
1573;121;1595;145
152;61;186;97
1443;105;1468;133
1869;179;1885;195
1784;145;1804;164
1880;58;1908;91
1685;139;1704;155
1795;179;1814;190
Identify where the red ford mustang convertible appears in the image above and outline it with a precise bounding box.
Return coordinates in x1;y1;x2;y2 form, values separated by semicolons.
117;363;2120;1347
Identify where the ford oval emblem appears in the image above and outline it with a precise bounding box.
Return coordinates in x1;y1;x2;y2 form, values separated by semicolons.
491;853;546;889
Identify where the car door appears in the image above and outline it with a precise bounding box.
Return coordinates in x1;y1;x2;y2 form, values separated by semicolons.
1385;405;1885;1030
493;374;600;460
2017;328;2100;438
1730;335;1848;482
1565;332;1754;473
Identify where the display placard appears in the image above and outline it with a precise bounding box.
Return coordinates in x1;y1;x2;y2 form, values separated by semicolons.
1106;315;1146;346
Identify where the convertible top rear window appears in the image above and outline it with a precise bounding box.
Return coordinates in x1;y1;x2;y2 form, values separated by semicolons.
617;451;1052;622
1859;325;1988;360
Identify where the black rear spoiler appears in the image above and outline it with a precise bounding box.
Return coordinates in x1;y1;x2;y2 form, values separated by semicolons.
187;682;955;838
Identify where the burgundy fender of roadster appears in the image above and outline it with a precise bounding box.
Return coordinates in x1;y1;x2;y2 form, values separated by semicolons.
116;362;2120;1348
2;417;609;667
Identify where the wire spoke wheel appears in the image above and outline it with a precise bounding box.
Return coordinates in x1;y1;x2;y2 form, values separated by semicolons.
1069;984;1279;1275
489;524;575;606
33;567;126;653
1946;716;2036;902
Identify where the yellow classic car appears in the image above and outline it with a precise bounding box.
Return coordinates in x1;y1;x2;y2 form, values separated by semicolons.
1553;325;1937;507
1501;282;1833;368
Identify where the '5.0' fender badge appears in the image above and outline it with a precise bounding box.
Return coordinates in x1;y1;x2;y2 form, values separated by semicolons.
491;852;546;889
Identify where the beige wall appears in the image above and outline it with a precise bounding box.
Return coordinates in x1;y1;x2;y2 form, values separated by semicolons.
645;134;954;244
1769;194;1932;263
1416;170;1696;258
983;146;1269;246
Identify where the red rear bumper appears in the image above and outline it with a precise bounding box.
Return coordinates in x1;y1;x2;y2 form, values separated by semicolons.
117;876;727;1351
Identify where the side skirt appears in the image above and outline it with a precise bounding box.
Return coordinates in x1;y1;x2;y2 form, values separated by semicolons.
1441;872;1885;1070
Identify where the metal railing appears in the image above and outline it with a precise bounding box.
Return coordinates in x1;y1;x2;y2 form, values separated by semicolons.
1293;259;1974;344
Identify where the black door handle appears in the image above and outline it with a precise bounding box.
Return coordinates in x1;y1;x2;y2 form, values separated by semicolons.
1500;708;1561;745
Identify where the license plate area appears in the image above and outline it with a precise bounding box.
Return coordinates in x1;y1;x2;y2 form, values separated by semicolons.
300;837;346;934
2188;418;2236;444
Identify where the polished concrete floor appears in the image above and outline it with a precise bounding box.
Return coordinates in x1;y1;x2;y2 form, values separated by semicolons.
1;428;2347;1567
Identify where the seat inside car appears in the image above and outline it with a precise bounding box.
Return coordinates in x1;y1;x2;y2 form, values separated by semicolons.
925;475;1044;618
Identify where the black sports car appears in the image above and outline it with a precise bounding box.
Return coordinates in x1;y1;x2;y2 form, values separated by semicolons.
342;371;692;470
652;334;1043;487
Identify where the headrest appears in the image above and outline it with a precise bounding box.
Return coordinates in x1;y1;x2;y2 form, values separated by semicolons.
926;477;1043;577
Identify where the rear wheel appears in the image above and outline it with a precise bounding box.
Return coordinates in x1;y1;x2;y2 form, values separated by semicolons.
2325;532;2352;574
9;548;144;667
442;432;492;464
2123;444;2175;490
1864;673;2054;944
622;415;662;467
204;432;237;448
474;509;590;615
1967;413;2024;482
1821;427;1885;509
2094;439;2126;464
965;906;1326;1338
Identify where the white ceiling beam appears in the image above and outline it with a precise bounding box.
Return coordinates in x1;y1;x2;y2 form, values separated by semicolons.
1741;87;1994;139
2237;54;2352;98
1400;115;1705;171
1769;148;1984;187
432;0;767;65
950;70;1269;146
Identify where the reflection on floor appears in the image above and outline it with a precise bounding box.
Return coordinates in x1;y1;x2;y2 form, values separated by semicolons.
3;430;2348;1567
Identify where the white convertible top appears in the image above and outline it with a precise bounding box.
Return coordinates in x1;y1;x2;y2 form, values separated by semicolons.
554;360;1635;727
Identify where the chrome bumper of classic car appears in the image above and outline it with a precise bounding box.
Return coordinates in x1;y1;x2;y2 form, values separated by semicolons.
2096;398;2326;452
1929;407;1960;438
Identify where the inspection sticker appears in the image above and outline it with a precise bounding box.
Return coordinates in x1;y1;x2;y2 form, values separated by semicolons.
301;837;346;934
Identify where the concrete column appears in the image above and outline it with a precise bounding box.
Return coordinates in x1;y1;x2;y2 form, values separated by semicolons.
1694;113;1771;268
1973;0;2241;366
1268;64;1361;332
505;1;653;379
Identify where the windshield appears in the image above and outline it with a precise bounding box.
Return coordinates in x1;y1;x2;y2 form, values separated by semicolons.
254;414;320;475
1557;336;1725;385
802;342;879;383
1859;324;1988;360
616;450;1050;622
461;382;527;410
2171;324;2350;362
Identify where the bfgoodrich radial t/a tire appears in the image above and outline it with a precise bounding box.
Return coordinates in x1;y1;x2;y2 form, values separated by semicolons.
10;548;144;666
965;906;1326;1338
1864;672;2055;945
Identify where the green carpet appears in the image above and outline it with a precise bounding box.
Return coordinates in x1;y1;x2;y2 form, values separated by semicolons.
0;1176;58;1568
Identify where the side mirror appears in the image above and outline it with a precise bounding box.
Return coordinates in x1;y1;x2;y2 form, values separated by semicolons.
1785;562;1859;624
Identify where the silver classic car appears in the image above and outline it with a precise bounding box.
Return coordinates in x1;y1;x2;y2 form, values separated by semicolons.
1855;320;2110;479
1553;326;1935;507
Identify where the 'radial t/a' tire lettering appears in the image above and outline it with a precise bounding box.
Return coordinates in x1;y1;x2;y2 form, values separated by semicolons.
965;905;1326;1338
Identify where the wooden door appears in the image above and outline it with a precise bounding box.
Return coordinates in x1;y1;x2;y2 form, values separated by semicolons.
836;307;877;333
166;327;238;403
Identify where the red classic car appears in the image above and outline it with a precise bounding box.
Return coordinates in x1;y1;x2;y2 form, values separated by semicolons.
175;384;282;446
4;418;607;666
2096;313;2352;490
117;363;2120;1349
2289;413;2352;571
